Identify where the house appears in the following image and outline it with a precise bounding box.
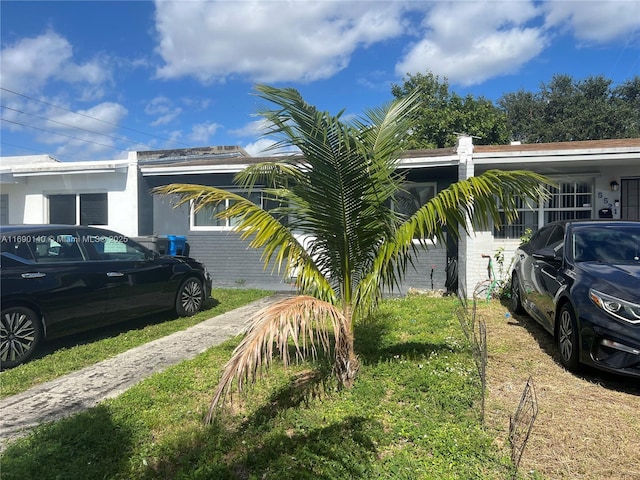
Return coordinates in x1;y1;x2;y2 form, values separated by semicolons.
0;153;140;233
2;137;639;297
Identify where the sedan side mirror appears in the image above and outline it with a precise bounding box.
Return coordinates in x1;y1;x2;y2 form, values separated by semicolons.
532;247;562;263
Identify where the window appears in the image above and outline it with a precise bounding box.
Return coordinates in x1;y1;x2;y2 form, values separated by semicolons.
1;238;34;261
544;181;593;223
80;194;108;225
528;225;557;251
49;195;76;224
495;196;539;240
394;182;436;219
33;234;85;262
191;190;262;230
49;193;108;226
84;233;146;261
0;194;8;224
391;182;437;242
494;179;594;239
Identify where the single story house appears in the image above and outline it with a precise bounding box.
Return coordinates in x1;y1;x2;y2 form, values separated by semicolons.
2;137;639;297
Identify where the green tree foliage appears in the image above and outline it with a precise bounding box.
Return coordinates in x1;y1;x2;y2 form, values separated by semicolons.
155;85;551;420
391;72;510;148
499;74;640;143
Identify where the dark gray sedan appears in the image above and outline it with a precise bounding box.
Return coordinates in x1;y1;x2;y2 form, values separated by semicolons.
510;220;640;378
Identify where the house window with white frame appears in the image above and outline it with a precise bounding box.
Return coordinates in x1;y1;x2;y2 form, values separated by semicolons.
494;179;594;239
191;190;262;230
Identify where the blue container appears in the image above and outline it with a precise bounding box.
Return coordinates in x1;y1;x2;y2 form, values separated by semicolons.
166;235;187;256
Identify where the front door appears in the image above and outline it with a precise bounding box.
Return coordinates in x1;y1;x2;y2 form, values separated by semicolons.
621;178;640;221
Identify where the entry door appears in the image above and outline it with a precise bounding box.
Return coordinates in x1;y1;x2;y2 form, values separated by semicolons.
621;178;640;221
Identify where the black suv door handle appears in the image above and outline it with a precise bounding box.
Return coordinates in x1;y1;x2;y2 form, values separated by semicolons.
106;272;125;277
21;272;46;279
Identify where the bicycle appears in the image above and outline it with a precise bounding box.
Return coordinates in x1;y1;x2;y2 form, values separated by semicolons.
473;254;499;301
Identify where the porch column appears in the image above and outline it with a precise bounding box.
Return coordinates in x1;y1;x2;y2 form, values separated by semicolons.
456;136;475;299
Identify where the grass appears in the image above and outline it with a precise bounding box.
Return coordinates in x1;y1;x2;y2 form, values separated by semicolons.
480;301;640;480
0;294;518;479
0;288;272;399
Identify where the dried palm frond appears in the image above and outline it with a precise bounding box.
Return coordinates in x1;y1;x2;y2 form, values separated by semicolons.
205;295;345;423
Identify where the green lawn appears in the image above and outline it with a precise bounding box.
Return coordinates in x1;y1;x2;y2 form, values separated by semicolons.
1;295;518;479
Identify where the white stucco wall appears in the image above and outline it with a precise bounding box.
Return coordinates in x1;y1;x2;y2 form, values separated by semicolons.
1;160;140;236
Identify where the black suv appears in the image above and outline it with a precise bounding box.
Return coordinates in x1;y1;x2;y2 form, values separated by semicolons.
1;225;212;368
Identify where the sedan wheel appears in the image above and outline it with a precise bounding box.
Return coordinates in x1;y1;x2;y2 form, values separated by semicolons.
557;304;581;371
510;273;525;314
0;307;42;369
176;278;203;316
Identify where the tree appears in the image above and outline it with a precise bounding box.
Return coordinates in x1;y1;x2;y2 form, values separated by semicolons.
612;76;640;138
155;85;551;422
391;72;509;148
498;74;640;142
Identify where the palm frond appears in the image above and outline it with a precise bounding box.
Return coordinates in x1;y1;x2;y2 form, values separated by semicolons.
354;87;422;160
354;169;554;315
234;160;306;191
205;295;345;422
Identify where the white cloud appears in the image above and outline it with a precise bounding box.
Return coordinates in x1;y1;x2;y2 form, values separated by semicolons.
243;138;276;157
395;1;547;86
151;0;640;89
228;119;271;138
153;0;407;83
243;137;299;157
189;121;222;144
1;32;73;92
397;28;547;86
543;0;640;43
35;102;130;159
48;102;128;132
0;31;112;94
145;96;183;126
395;0;640;86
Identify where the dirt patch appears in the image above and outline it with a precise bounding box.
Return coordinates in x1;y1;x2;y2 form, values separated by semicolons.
478;301;640;480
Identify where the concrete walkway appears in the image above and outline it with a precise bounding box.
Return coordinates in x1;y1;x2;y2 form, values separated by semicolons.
0;294;289;452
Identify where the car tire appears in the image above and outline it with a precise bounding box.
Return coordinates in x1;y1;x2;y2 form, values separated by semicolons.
0;306;43;369
557;304;581;371
510;273;525;314
175;277;204;317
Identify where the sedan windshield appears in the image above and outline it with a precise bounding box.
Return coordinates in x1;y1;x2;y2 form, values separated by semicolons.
573;226;640;263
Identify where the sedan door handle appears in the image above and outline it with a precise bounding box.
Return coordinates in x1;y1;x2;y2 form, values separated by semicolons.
21;272;46;279
106;272;125;277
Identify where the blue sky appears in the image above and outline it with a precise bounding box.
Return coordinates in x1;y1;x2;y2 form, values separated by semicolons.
1;0;639;162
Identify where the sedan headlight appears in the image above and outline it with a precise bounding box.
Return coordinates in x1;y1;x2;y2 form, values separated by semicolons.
589;289;640;324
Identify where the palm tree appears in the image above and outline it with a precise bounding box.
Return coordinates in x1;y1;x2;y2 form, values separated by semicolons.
155;85;551;423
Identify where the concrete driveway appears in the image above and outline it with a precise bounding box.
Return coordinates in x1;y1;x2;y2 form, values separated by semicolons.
0;294;290;452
